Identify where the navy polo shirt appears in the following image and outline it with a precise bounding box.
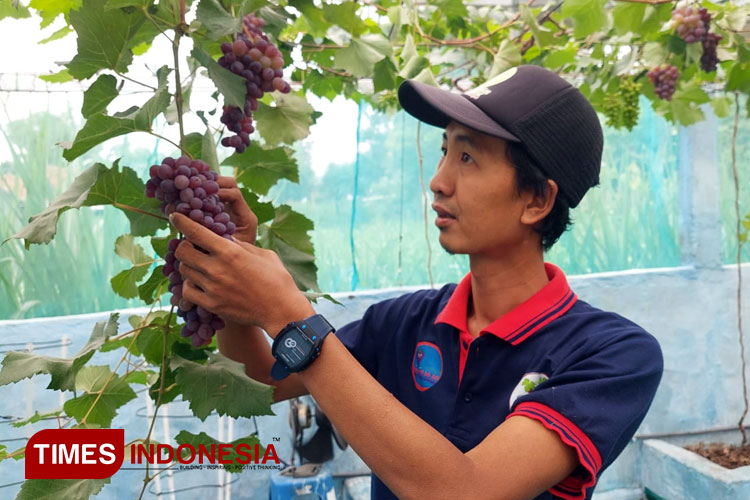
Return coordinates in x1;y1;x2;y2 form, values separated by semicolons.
335;262;663;500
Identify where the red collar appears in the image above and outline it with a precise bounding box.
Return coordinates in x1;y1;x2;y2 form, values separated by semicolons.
434;262;577;345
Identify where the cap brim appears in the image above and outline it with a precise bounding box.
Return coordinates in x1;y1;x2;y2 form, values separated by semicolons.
398;80;520;142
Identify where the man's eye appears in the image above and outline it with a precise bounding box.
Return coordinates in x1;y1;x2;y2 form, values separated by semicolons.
461;152;472;162
441;147;447;156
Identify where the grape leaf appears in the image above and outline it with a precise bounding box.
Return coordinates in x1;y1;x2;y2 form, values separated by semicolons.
490;39;522;77
0;1;31;19
322;1;366;36
0;314;119;391
81;74;118;118
519;5;555;47
11;409;62;428
334;34;391;77
258;205;318;291
29;0;81;28
66;0;145;79
711;96;733;118
612;3;645;35
16;478;110;500
83;161;167;237
63;365;137;427
110;234;153;299
196;0;241;39
222;144;298;195
289;0;328;36
136;325;176;366
202;130;220;171
191;47;246;109
171;352;274;420
241;189;275;225
138;265;168;304
253;92;316;146
372;58;396;93
63;68;170;161
175;430;264;472
40;25;74;44
560;0;608;39
39;69;74;83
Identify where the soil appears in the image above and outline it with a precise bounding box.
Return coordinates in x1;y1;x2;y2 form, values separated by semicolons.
685;442;750;469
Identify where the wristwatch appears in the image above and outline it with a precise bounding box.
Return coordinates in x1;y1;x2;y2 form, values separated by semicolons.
270;314;335;381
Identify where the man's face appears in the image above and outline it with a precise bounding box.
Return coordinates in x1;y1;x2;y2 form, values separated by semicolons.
429;121;533;257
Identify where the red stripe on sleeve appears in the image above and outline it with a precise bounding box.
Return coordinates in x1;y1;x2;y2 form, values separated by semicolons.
507;401;602;500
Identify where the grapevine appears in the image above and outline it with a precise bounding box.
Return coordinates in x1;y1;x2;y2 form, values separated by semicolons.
145;156;232;347
671;6;706;44
602;79;642;131
218;14;291;153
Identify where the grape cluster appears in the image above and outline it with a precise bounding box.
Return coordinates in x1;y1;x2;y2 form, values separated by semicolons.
672;6;707;43
145;156;235;347
701;32;722;73
647;64;679;101
217;14;291;153
602;79;642;131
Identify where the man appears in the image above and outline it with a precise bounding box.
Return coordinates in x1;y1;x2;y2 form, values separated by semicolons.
171;65;663;500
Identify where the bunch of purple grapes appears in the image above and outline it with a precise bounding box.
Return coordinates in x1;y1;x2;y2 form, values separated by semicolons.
217;14;291;153
698;8;722;73
647;64;679;101
145;156;235;347
672;6;707;43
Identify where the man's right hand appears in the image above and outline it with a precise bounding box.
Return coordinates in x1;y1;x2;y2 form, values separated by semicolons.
217;176;258;245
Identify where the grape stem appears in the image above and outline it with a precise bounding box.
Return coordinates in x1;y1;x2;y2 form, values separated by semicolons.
112;202;169;222
137;306;175;500
172;31;187;152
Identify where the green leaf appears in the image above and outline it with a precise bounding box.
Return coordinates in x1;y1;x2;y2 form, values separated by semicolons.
191;47;247;109
202;130;220;171
305;69;343;100
64;365;137;427
254;92;316;146
289;0;327;36
258;205;318;291
334;34;391;77
39;25;73;44
242;189;275;225
184;132;204;159
15;478;110;500
412;67;439;87
436;0;468;19
28;0;81;27
711;96;733;118
11;409;62;428
323;1;366;36
151;235;171;258
123;371;149;385
560;0;608;39
138;265;168;304
63;69;169;161
490;39;522;77
641;4;673;34
222;144;298;195
373;57;397;93
726;62;750;93
39;69;73;83
520;5;555;47
196;0;241;39
175;430;265;472
171;352;274;420
83;161;167;236
0;314;118;391
110;234;153;298
612;3;645;35
66;0;145;79
136;326;175;366
82;74;118;118
0;1;31;19
543;46;576;69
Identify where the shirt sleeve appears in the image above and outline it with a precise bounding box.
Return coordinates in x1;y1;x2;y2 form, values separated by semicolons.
507;329;663;500
333;303;384;377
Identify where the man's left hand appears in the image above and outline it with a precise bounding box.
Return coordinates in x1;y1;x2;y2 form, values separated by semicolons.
170;212;313;337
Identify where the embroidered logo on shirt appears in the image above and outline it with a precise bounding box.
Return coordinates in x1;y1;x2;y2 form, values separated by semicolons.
508;372;549;410
412;342;443;391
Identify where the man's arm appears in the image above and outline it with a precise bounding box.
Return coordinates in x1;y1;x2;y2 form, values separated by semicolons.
297;321;579;500
216;321;308;402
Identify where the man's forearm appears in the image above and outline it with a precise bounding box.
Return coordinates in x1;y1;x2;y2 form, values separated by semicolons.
216;321;307;402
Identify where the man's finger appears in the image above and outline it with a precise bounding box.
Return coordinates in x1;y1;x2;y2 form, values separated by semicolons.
179;262;210;292
217;176;237;189
170;213;227;254
174;240;212;274
182;279;214;311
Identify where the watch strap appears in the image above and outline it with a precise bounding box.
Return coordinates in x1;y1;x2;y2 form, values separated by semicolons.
270;314;334;381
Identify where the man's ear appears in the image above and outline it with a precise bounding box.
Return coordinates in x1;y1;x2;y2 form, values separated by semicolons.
520;179;558;226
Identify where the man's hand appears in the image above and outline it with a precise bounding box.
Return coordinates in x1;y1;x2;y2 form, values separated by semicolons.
217;176;258;245
170;212;313;336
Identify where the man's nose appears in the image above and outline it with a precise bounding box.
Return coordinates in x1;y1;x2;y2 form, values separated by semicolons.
429;161;454;198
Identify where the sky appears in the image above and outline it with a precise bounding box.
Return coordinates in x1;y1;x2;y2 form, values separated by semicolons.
0;9;364;177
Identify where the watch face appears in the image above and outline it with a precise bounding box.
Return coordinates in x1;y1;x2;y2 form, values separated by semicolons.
277;328;313;368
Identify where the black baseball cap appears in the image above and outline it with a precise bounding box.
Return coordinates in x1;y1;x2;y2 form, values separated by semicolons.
398;65;603;208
